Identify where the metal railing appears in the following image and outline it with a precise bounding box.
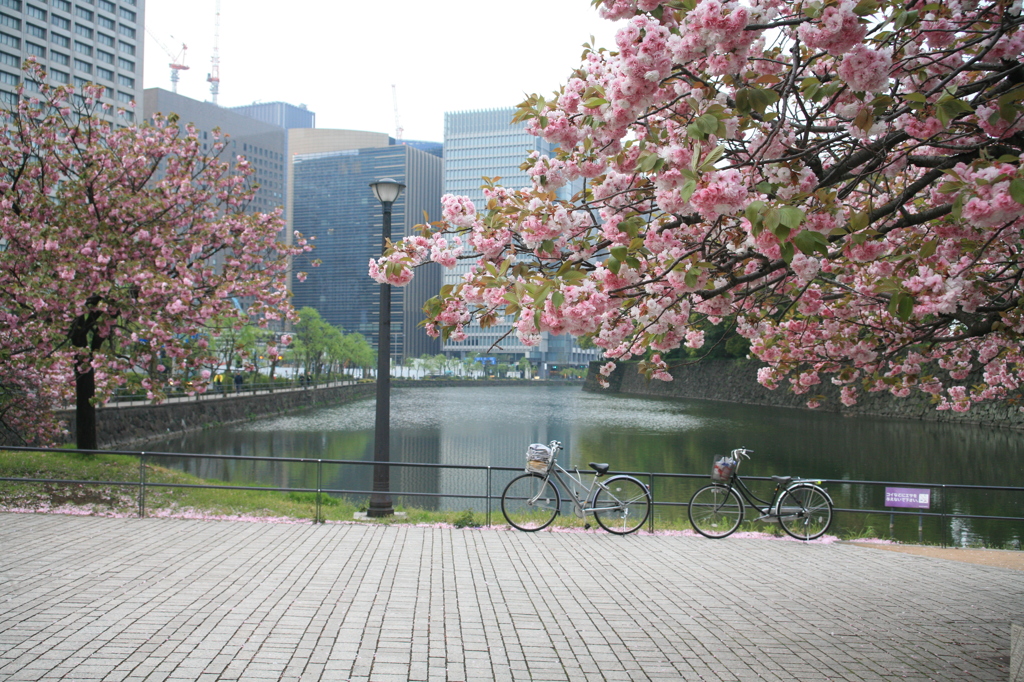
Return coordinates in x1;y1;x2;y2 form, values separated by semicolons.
2;446;1022;546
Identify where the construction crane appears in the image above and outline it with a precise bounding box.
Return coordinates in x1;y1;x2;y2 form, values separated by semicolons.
392;84;403;142
206;0;221;105
145;28;189;93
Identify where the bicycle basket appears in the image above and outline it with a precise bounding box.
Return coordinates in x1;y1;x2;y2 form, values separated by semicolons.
526;443;553;473
711;455;737;482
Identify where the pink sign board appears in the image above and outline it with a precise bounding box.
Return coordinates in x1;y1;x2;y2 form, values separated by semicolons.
885;487;931;509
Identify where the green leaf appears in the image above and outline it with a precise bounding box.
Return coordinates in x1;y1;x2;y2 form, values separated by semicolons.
679;179;697;203
583;97;608;109
610;245;628;261
793;230;830;256
919;240;938;258
888;292;914;321
1010;178;1024;206
605;256;621;275
780;242;795;264
763;207;781;234
551;291;564;309
849;211;869;232
780;207;806;229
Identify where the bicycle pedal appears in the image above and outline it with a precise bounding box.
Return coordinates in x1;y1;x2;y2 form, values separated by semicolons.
584;523;591;530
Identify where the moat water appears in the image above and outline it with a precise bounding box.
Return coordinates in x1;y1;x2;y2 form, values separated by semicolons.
140;384;1024;547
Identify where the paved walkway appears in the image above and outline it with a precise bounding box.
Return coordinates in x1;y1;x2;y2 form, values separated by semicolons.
0;513;1020;681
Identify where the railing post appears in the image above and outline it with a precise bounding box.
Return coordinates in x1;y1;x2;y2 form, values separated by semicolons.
316;459;323;524
648;472;655;533
486;466;492;528
138;452;146;519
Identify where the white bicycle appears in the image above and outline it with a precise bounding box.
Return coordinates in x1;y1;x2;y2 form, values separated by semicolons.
500;440;652;534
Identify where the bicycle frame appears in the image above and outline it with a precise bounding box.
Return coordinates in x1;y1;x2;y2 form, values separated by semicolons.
722;474;785;519
543;464;607;518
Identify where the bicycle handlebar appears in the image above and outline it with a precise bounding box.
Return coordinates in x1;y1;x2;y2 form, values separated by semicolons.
731;447;753;459
549;440;563;452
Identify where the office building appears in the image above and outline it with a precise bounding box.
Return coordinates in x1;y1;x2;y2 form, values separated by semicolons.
288;130;443;360
0;0;144;121
229;101;315;131
144;88;286;216
443;107;599;375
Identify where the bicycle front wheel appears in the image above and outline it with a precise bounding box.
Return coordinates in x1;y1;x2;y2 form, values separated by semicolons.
777;485;833;540
501;473;560;531
592;476;651;535
688;485;743;538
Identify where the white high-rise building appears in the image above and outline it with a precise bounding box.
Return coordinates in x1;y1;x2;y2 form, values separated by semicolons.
0;0;144;121
443;108;600;377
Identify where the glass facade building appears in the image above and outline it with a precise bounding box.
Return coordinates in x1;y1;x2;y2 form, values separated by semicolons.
290;143;443;360
0;0;145;122
443;108;599;374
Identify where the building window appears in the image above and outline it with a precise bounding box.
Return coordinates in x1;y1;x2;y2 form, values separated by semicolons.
116;89;130;102
95;31;111;46
74;6;91;21
50;68;68;83
26;41;45;58
0;70;17;86
26;4;45;19
0;0;20;11
73;40;91;55
118;7;133;21
0;50;16;67
117;39;132;54
0;90;17;105
97;0;112;10
116;23;132;38
0;32;20;49
96;14;111;29
116;56;131;71
74;23;91;38
73;58;90;73
51;14;69;29
96;48;111;63
72;76;87;88
95;65;110;80
0;13;21;31
49;49;67;64
51;0;69;10
116;73;132;88
50;32;68;47
26;23;46;38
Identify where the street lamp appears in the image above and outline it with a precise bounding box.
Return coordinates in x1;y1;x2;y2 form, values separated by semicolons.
367;177;405;517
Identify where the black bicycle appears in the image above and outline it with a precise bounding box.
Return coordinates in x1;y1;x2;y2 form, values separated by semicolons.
688;448;834;540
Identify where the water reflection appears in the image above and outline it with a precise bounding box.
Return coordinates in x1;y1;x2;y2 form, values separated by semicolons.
141;385;1024;546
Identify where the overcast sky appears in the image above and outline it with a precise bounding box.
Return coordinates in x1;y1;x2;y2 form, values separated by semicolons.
142;0;623;142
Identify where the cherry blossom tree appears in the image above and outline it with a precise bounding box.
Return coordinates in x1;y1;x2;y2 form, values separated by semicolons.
0;64;309;448
373;0;1024;413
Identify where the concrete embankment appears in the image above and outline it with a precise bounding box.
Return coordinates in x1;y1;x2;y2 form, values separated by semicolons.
585;358;1024;430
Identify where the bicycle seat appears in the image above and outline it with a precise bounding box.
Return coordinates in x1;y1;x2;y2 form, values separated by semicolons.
771;475;793;487
589;462;610;476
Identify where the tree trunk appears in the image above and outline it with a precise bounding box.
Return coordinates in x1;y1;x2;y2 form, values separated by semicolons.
74;358;98;451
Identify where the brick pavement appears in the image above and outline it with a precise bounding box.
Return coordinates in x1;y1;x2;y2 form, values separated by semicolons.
0;513;1020;681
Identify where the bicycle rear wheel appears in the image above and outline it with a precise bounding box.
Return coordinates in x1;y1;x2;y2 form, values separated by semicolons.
592;476;651;535
501;473;560;531
777;484;833;540
688;485;743;538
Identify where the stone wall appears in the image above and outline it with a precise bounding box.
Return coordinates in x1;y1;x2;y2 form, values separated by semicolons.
58;380;578;449
585;359;1024;430
59;383;377;449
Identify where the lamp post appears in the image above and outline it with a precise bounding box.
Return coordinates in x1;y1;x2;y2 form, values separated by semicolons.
367;177;405;517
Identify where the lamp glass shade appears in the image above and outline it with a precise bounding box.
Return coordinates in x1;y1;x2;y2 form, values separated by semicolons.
370;178;406;204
